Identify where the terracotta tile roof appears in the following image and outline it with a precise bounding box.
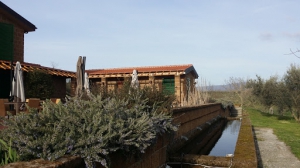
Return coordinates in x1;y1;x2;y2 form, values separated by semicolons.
0;60;75;78
87;64;198;78
0;1;37;32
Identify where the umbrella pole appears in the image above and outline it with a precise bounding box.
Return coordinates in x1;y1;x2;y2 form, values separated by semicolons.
10;60;13;99
9;61;13;110
82;56;86;91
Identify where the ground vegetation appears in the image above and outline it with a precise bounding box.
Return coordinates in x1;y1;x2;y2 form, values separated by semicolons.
247;108;300;159
0;83;178;168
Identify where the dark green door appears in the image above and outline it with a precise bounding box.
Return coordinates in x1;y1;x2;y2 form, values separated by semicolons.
163;78;175;94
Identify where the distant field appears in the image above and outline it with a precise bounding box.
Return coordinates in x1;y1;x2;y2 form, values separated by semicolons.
208;91;230;99
247;107;300;159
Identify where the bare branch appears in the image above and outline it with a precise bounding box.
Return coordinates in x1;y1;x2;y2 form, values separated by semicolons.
285;48;300;59
51;62;59;69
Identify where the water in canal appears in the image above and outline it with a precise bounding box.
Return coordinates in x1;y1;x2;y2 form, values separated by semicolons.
208;119;241;156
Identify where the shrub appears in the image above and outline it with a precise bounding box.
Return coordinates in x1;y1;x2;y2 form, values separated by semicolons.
0;138;19;166
0;91;177;168
25;69;54;99
94;79;176;112
214;98;234;109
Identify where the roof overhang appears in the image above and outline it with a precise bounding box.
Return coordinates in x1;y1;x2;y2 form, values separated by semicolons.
185;65;199;78
0;1;37;32
87;64;199;79
0;60;75;78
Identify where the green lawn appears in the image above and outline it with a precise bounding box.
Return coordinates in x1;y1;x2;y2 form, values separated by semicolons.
246;107;300;159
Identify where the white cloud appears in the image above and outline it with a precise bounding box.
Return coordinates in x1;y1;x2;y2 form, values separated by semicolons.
259;32;273;41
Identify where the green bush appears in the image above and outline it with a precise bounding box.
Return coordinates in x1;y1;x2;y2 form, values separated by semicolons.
0;139;19;166
213;98;234;109
25;69;54;99
0;91;177;168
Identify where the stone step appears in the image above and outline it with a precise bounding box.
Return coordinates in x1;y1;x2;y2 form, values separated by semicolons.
230;107;243;117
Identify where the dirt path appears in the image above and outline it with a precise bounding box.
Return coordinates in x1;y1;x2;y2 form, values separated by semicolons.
254;128;300;168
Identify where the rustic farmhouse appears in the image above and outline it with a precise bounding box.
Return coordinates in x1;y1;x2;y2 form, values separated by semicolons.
86;64;199;104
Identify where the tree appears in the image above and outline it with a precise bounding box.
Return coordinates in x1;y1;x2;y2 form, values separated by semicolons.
247;75;264;97
225;77;252;109
247;75;291;115
246;75;264;106
273;81;291;115
260;76;291;115
261;76;278;109
283;64;300;122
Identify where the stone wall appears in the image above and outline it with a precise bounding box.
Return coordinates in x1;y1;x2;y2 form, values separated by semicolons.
96;134;171;168
169;103;230;153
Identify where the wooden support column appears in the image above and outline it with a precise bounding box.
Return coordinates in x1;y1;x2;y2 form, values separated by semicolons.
149;75;155;87
101;77;107;92
175;75;181;105
70;77;76;96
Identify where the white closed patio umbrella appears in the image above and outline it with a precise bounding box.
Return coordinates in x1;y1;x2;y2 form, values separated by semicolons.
84;72;91;96
131;69;139;89
11;61;25;110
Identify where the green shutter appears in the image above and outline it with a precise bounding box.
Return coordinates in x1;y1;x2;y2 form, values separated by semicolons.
0;22;14;61
163;78;175;94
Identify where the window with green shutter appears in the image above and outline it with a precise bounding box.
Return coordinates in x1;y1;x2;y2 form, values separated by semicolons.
0;22;14;61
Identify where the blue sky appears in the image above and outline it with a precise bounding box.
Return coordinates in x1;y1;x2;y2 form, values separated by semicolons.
2;0;300;85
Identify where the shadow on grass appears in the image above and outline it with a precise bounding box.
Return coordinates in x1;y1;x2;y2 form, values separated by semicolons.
252;126;263;168
256;109;294;121
259;111;273;118
277;115;294;121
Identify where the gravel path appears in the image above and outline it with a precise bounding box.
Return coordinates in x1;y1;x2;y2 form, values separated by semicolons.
254;128;300;168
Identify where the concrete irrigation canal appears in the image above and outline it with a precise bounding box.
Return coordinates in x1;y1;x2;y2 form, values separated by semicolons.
166;106;246;168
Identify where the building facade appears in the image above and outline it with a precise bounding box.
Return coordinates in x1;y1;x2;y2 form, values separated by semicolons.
0;2;75;99
0;1;37;62
86;64;199;105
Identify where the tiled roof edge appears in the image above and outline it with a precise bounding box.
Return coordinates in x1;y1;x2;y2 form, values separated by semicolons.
0;60;75;77
87;64;193;71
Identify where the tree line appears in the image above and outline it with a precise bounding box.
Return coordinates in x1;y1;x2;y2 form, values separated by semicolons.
225;64;300;122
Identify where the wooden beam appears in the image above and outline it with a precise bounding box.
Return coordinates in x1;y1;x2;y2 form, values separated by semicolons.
88;71;185;78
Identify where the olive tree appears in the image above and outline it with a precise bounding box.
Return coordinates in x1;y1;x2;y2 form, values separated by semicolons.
246;75;264;106
283;64;300;122
273;81;291;115
247;75;291;115
261;76;279;113
261;76;291;115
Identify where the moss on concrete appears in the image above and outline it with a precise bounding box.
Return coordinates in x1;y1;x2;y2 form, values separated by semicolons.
232;113;257;168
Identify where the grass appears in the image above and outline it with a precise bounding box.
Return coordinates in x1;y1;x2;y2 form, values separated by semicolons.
246;107;300;160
